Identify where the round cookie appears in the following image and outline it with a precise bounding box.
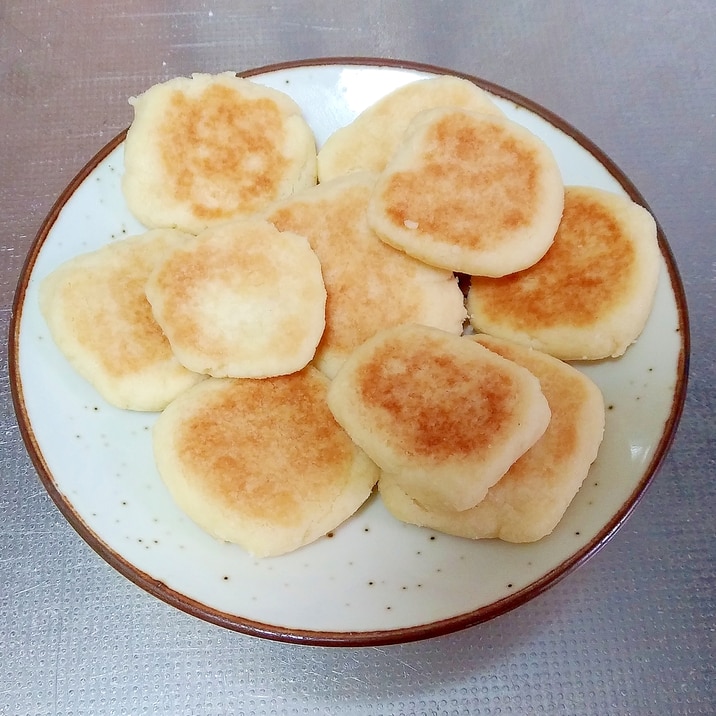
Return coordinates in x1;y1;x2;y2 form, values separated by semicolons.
367;107;564;276
317;75;503;182
467;186;660;359
327;324;551;512
145;218;326;378
152;367;380;557
265;172;466;378
122;72;317;234
39;229;205;411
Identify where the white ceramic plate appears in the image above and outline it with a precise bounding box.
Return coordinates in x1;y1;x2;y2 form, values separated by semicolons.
10;59;689;646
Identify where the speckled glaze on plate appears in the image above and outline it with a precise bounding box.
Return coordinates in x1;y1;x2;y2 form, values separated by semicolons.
9;59;689;646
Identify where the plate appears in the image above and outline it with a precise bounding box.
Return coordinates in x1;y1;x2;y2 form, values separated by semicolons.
9;59;689;646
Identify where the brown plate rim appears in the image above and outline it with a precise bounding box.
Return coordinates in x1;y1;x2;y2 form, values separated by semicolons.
8;57;690;647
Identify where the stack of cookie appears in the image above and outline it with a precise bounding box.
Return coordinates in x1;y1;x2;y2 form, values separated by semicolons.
38;71;660;556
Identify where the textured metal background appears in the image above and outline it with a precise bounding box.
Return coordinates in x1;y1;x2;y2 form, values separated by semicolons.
1;2;714;714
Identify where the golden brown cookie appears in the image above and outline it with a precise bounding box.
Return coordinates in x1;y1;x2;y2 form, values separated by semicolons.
39;229;205;411
265;172;466;378
122;72;317;234
327;324;550;511
317;75;503;181
367;107;564;276
145;218;326;378
467;186;659;359
153;367;379;557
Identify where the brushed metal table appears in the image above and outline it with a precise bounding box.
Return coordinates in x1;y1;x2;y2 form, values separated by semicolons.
2;2;713;714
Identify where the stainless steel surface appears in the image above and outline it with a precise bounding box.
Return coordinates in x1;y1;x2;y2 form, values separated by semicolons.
1;2;713;714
